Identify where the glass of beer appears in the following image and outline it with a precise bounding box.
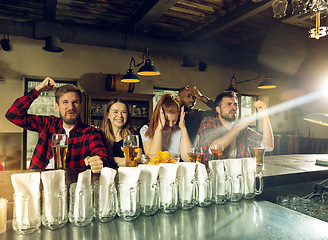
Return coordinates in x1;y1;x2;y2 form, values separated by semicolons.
252;140;265;166
195;147;204;163
187;147;196;162
123;135;139;167
52;134;68;169
210;143;224;160
188;147;203;162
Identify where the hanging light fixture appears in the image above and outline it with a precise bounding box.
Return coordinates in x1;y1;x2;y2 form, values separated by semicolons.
258;75;277;89
121;57;140;83
121;48;161;83
225;72;276;92
137;48;161;76
304;113;328;126
0;35;11;51
225;75;239;94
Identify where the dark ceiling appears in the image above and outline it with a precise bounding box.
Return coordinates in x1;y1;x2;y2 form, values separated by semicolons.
0;0;314;69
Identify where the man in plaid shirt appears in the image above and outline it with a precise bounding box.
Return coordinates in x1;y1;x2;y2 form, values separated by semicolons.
199;91;274;163
6;77;117;173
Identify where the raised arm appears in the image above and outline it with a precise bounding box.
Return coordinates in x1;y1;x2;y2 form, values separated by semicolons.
179;106;192;161
6;77;56;132
186;85;216;111
254;100;274;150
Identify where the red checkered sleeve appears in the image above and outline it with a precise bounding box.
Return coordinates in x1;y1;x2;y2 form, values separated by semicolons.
199;116;220;163
5;89;50;132
67;126;114;168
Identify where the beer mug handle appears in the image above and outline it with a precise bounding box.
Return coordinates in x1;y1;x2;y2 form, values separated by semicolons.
79;191;86;219
151;182;159;207
23;195;30;226
225;174;232;198
254;172;263;195
55;192;63;219
129;187;136;213
170;182;177;206
205;177;212;200
109;186;117;214
192;178;199;203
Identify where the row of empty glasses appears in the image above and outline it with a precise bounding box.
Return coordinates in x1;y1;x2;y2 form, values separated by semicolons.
10;158;263;234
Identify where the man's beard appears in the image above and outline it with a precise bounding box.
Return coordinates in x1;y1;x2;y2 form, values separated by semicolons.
221;111;237;122
60;111;79;125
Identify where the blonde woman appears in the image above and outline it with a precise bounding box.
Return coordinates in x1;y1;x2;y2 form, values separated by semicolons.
102;99;142;166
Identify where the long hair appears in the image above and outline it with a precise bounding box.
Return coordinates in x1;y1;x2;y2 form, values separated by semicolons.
145;94;180;138
101;99;133;154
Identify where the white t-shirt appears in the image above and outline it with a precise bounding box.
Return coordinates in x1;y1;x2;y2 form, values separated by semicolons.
139;125;182;155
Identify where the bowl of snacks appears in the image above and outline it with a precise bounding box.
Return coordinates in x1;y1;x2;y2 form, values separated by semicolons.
146;151;180;165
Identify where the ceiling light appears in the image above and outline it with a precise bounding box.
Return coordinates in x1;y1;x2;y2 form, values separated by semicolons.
137;49;161;76
137;59;160;76
258;76;277;89
225;75;239;94
121;57;140;83
304;113;328;126
1;35;11;51
42;35;63;52
225;84;239;94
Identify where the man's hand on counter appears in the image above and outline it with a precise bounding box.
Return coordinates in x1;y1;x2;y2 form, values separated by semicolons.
84;155;103;173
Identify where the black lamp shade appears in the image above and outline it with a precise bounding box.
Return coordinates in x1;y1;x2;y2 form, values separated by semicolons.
258;78;277;89
43;35;64;53
1;38;11;51
121;69;140;83
225;85;239;94
137;59;161;76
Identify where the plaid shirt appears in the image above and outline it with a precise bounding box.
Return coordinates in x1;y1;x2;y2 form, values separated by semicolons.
199;116;262;163
6;89;116;169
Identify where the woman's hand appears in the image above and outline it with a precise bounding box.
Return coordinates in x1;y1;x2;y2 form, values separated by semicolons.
156;107;166;132
179;106;186;130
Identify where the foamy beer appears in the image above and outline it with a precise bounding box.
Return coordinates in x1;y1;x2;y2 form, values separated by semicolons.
210;143;224;160
252;140;265;166
52;134;68;169
123;135;139;167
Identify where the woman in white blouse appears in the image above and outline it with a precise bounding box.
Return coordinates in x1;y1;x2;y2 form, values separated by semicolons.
139;94;192;161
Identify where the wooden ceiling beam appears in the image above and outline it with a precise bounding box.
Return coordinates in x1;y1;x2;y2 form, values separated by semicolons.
123;0;179;33
44;0;57;22
185;0;274;41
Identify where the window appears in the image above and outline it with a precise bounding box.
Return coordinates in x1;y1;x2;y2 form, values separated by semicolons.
240;94;258;129
153;87;180;110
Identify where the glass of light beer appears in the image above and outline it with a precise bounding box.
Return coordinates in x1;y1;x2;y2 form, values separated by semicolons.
252;140;265;166
187;147;196;162
52;134;68;169
210;143;224;160
123;135;139;167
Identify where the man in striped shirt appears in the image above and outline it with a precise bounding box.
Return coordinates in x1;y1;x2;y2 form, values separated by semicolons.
6;77;117;173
